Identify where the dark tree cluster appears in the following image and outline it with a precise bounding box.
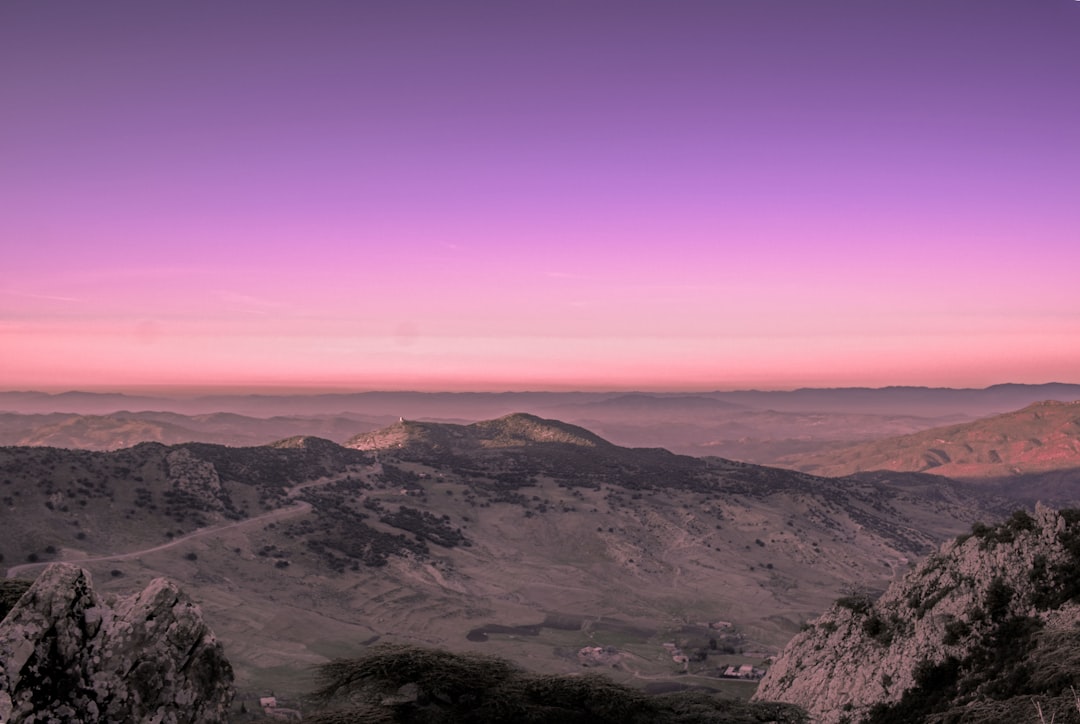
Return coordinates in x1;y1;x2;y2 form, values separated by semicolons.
305;644;807;724
379;506;469;548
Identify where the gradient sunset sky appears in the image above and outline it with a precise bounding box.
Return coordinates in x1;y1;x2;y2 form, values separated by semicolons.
3;0;1078;392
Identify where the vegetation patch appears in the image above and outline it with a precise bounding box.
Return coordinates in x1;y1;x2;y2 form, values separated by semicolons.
0;579;32;621
305;643;807;723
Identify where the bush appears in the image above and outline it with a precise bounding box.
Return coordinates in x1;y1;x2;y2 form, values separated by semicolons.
0;579;32;620
985;578;1014;621
862;614;895;646
943;619;971;645
836;590;873;616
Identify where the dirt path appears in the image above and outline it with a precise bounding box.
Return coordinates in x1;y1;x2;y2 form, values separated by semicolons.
5;467;379;580
5;501;312;579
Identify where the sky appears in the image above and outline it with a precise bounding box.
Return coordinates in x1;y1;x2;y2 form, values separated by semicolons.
2;0;1079;393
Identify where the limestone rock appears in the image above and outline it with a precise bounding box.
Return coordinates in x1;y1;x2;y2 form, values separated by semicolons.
0;563;233;723
753;504;1080;722
166;448;231;517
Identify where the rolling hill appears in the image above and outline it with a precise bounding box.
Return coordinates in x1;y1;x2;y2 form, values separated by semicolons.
0;414;1004;704
0;410;384;450
778;400;1080;485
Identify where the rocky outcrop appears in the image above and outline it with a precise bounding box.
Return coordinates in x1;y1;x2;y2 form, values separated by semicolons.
754;503;1080;723
166;447;232;517
0;564;233;723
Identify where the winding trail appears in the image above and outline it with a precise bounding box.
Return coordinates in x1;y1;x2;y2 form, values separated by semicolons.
5;465;380;579
6;501;313;579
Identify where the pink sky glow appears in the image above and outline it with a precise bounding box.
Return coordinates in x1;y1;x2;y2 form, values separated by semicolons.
2;1;1079;393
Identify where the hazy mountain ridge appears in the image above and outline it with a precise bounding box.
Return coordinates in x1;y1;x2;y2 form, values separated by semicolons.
5;385;1080;464
754;504;1080;723
0;410;384;450
780;400;1080;484
5;383;1079;417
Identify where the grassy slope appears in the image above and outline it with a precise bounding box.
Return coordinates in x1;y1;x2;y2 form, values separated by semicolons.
0;425;992;700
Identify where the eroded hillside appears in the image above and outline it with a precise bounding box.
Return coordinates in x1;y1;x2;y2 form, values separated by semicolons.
0;415;998;700
780;400;1080;483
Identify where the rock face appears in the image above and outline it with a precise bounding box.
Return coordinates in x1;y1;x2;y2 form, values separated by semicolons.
166;447;232;517
0;564;233;723
753;503;1080;723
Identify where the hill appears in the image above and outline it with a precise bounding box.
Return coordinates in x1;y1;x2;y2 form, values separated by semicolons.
778;401;1080;494
754;504;1080;723
345;413;612;454
0;416;1000;702
0;410;383;450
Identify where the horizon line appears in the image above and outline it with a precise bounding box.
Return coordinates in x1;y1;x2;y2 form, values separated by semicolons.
3;381;1079;398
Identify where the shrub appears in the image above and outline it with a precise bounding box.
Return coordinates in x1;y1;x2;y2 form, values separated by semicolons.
836;591;873;616
943;619;971;646
862;614;895;646
0;579;33;619
985;578;1014;621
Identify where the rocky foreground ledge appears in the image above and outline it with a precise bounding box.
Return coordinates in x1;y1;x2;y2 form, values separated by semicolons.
754;503;1080;723
0;563;233;723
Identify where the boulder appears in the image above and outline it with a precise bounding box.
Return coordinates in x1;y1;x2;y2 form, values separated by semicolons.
0;563;232;723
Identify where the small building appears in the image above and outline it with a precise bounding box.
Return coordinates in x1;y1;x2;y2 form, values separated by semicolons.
721;664;765;680
260;695;302;720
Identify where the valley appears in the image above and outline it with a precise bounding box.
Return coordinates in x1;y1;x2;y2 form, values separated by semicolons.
3;388;1080;716
0;412;1010;705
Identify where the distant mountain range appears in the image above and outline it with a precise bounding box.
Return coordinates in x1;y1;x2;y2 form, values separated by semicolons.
3;383;1079;417
3;384;1079;463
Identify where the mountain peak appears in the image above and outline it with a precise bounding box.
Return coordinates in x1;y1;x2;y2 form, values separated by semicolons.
470;413;609;448
267;435;342;452
345;413;613;453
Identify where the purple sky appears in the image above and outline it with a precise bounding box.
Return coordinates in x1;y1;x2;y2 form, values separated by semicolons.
2;0;1079;392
